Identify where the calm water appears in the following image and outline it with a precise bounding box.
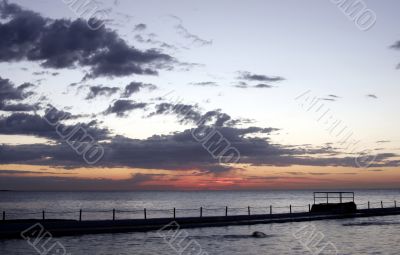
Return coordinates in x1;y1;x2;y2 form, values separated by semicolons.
0;190;399;254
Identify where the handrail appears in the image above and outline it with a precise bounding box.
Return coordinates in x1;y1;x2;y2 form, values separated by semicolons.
2;199;398;221
313;192;355;204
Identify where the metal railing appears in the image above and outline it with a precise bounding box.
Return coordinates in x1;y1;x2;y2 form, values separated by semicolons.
313;192;355;204
1;200;397;221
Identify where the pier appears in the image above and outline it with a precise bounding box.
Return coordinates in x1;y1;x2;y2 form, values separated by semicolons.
1;195;399;239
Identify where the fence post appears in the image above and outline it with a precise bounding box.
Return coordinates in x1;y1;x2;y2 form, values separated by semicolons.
248;206;250;216
381;201;383;209
144;208;147;220
270;205;272;215
79;209;82;222
173;208;176;219
200;207;203;218
112;209;115;221
225;206;228;217
308;204;311;213
42;210;45;221
2;211;5;221
368;201;370;209
290;205;292;214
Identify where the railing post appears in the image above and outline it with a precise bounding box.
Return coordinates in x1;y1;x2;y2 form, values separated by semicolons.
270;205;272;215
144;208;147;220
290;205;292;214
79;209;82;222
42;210;45;221
368;201;370;209
200;207;203;218
173;208;176;219
2;211;5;221
381;201;383;209
248;206;250;216
225;206;228;217
112;209;115;221
308;204;311;213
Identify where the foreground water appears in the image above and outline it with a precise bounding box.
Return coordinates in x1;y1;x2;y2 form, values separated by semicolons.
1;214;399;254
0;190;399;254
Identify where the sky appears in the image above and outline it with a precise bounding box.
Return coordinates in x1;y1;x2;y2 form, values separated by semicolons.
0;0;399;190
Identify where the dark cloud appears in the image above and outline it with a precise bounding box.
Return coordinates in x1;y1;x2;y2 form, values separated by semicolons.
190;82;218;87
32;71;59;76
390;40;400;68
319;98;336;102
366;94;378;99
134;34;177;50
104;100;147;117
234;82;273;89
0;76;36;111
0;108;110;141
0;103;37;111
86;85;120;99
0;1;174;78
319;94;341;102
149;102;239;127
233;82;249;89
149;102;201;124
1;125;398;173
238;71;284;82
0;169;71;175
254;84;273;89
0;173;175;191
134;23;146;31
122;82;157;97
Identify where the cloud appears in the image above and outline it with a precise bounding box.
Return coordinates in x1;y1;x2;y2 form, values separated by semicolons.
170;15;212;47
254;84;273;89
86;85;120;99
1;124;398;173
189;82;218;87
0;169;71;175
0;173;172;191
134;34;177;50
318;95;341;102
149;102;239;127
122;82;157;97
366;94;378;99
234;82;274;89
104;100;147;117
0;1;174;79
238;71;284;82
376;140;390;144
0;76;36;111
0;108;110;141
233;82;249;89
367;169;384;172
134;23;146;31
390;40;400;68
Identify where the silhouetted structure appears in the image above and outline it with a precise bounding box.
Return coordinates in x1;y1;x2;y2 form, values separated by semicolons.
311;192;357;214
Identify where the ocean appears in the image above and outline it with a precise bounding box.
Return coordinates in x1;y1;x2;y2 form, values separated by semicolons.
0;190;399;254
